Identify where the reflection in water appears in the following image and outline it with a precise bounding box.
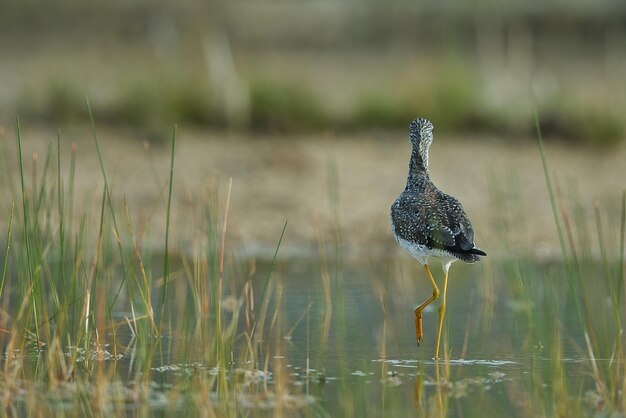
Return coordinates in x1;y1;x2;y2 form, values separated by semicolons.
1;256;614;416
412;364;451;417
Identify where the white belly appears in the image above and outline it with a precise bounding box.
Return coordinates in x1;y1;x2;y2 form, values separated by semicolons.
395;236;457;272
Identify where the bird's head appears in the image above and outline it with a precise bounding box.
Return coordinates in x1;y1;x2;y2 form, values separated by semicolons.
408;117;434;168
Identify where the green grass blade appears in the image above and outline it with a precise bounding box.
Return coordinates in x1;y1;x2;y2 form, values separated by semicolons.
250;220;288;341
161;125;177;311
85;97;128;311
0;202;15;299
533;110;587;329
594;200;612;302
533;110;568;260
618;190;625;307
56;130;66;290
15;116;40;341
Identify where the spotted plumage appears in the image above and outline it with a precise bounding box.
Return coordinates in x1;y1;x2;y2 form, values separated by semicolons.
391;118;486;265
390;117;485;357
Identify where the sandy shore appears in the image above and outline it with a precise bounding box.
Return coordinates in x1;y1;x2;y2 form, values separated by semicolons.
2;124;625;259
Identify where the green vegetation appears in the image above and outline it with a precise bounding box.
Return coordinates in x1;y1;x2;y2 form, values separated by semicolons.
538;104;625;146
110;72;217;131
248;78;327;132
16;67;624;145
351;64;504;134
533;113;626;413
1;114;299;415
0;112;624;416
5;1;626;146
18;77;86;123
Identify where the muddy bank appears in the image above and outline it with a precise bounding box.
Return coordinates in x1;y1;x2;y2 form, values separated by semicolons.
1;125;624;259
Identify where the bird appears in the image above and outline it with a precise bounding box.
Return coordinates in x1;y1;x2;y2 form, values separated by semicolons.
390;117;486;360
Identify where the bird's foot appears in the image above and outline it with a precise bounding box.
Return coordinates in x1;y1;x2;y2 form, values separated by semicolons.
415;312;423;346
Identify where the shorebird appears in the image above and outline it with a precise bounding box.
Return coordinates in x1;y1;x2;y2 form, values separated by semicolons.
391;117;486;359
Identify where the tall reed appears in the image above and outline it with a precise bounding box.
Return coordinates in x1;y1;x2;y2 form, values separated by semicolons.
534;110;626;414
0;116;311;416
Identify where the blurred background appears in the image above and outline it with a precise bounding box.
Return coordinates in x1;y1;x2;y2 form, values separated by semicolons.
1;0;625;255
2;4;626;415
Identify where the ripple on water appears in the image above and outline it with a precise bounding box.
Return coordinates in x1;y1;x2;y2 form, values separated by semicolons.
373;358;518;367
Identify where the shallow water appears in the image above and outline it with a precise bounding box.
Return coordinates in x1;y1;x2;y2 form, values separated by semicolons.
3;255;614;417
236;257;604;417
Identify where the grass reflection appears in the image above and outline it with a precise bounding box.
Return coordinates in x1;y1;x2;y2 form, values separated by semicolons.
0;117;624;416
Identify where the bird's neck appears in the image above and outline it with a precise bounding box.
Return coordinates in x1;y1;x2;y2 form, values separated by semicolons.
407;146;429;185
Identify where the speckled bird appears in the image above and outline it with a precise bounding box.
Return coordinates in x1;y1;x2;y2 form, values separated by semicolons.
391;117;486;359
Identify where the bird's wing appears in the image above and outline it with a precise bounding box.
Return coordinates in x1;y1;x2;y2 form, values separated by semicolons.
391;196;428;245
430;191;476;253
393;190;476;254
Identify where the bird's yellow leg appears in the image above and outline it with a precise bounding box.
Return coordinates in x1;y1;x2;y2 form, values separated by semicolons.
435;267;450;359
414;264;439;345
